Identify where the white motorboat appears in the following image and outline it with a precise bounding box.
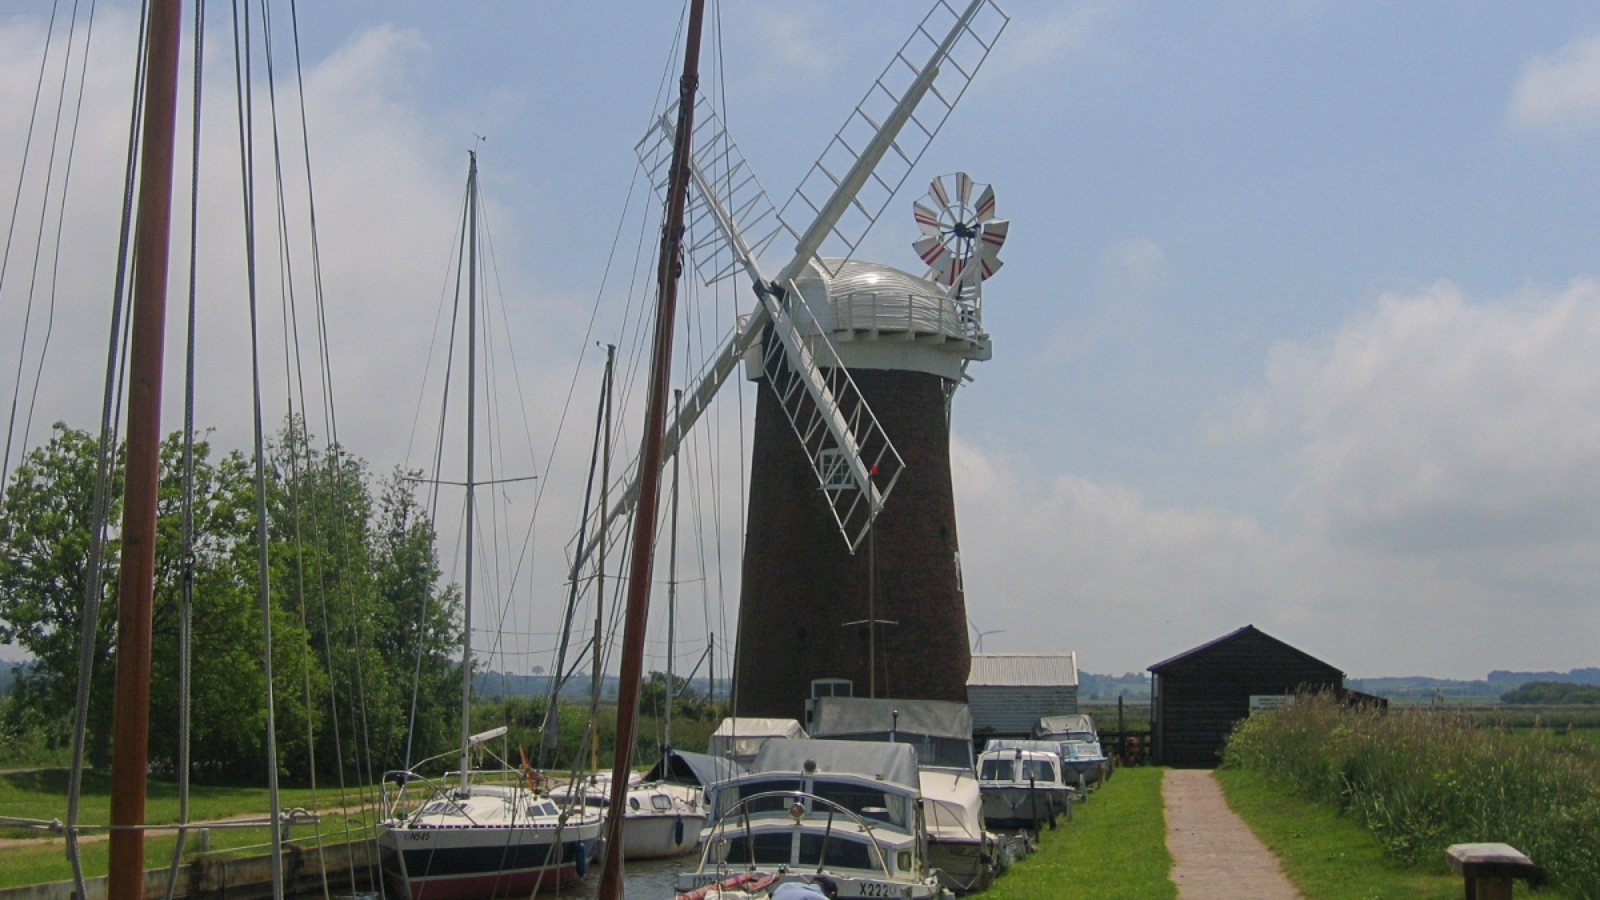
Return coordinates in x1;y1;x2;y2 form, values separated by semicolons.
1034;714;1112;789
810;697;1006;894
676;739;950;900
976;743;1071;830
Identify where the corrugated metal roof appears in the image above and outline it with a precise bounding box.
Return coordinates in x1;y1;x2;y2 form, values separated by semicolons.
966;653;1079;687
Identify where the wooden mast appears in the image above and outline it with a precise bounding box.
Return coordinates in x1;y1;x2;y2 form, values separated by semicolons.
108;3;185;900
597;0;706;895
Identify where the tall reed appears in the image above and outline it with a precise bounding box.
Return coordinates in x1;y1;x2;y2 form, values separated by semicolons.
1224;692;1600;898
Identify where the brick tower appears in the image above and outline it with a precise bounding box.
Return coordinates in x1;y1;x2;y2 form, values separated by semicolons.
733;258;991;722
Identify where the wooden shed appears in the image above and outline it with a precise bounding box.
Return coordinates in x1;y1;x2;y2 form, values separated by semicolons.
967;653;1079;738
1148;625;1343;768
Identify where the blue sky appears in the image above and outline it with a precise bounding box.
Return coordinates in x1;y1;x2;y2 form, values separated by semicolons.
4;1;1600;680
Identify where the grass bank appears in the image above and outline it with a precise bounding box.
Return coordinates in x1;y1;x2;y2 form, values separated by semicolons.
1225;693;1600;898
0;769;379;888
1215;768;1551;899
985;767;1174;900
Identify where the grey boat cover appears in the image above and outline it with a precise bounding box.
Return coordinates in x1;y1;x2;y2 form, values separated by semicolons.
750;738;921;793
707;717;807;764
983;739;1067;756
1033;714;1097;740
642;749;746;787
811;697;974;769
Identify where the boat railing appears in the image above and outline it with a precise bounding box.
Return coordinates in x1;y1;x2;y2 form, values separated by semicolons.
693;789;895;885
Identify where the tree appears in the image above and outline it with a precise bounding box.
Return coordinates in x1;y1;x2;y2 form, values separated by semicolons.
0;420;460;782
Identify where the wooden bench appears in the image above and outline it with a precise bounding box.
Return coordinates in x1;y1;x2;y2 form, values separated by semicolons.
1446;843;1541;900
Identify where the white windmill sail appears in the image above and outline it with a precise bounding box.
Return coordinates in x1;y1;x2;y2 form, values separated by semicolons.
570;0;1009;574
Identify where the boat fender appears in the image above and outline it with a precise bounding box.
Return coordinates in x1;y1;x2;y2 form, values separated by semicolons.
674;817;686;846
573;840;589;877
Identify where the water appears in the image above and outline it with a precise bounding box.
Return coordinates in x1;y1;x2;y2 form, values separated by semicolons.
321;853;692;900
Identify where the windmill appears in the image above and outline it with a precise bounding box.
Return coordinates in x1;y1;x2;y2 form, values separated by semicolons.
573;0;1010;718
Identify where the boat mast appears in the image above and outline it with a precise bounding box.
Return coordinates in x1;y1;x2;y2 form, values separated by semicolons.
591;343;614;773
665;388;681;758
108;4;185;900
457;150;480;792
598;0;706;895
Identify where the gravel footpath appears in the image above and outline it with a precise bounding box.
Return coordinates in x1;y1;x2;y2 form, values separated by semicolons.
1163;768;1303;899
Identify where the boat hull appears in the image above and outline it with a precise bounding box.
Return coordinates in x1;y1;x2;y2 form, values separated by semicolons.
621;811;705;859
927;838;995;895
979;785;1070;830
377;823;601;900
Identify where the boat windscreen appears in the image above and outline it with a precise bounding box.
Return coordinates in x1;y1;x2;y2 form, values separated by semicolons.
811;781;907;829
719;779;805;818
979;758;1013;782
798;833;877;871
719;832;794;865
1023;759;1056;783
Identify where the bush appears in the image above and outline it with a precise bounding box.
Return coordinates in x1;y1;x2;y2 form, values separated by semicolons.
1501;681;1600;705
1224;692;1600;898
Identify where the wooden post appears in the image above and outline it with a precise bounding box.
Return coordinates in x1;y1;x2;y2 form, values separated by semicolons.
108;4;185;900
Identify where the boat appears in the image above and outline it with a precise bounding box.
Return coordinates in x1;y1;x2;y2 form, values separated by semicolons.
1032;715;1112;789
677;739;952;900
374;153;603;900
552;774;706;860
810;697;1008;893
643;748;748;807
706;717;808;767
976;742;1072;831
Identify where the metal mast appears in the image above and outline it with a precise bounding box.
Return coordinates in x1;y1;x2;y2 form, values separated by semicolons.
456;150;480;792
597;0;706;895
108;3;184;899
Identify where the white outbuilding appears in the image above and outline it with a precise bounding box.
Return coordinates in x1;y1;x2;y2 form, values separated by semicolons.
966;653;1080;738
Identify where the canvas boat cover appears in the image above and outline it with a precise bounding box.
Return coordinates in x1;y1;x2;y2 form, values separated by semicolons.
1033;714;1097;740
707;717;807;763
917;768;984;842
812;698;972;740
982;739;1067;756
811;698;974;769
642;749;746;787
750;738;921;793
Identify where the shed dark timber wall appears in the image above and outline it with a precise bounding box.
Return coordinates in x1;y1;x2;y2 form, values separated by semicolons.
1153;630;1341;768
734;369;970;720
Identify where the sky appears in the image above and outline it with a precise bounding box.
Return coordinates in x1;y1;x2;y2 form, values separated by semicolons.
3;1;1600;682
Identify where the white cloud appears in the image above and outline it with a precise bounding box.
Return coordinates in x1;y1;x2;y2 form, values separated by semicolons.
1508;32;1600;135
950;432;1600;679
1229;280;1600;556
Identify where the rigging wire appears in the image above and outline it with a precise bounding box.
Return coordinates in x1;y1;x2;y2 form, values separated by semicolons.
65;2;150;894
0;0;63;490
15;0;102;482
229;2;287;897
160;3;205;898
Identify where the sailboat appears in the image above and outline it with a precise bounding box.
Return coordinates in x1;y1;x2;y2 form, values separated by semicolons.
374;151;603;900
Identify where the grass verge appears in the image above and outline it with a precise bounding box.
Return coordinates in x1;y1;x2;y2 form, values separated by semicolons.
0;770;380;888
1215;768;1551;900
985;767;1174;900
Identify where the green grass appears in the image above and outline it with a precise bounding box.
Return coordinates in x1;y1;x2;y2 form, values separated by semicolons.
985;767;1174;900
0;770;381;888
1216;767;1554;899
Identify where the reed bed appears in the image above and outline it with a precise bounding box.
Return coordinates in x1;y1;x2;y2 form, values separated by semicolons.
1223;692;1600;898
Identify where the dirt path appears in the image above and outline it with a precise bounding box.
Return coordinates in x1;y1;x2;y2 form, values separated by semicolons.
1163;769;1303;899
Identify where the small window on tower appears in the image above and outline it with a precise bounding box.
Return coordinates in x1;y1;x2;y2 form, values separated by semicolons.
817;449;853;492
